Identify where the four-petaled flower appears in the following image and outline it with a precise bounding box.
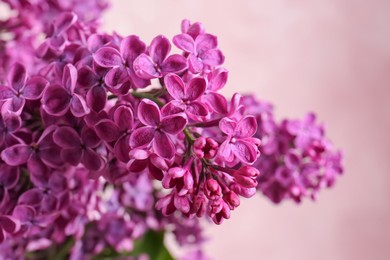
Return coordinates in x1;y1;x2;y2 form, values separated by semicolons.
133;35;187;79
173;33;224;73
164;73;208;119
130;99;187;159
42;64;90;117
0;63;48;115
219;116;260;165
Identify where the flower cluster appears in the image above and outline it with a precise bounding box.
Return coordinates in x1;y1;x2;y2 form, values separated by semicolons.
0;0;343;259
241;96;343;203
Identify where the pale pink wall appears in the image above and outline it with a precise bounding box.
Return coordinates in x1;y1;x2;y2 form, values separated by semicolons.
104;1;390;259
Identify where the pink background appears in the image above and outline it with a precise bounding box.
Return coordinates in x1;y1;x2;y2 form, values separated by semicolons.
104;1;390;259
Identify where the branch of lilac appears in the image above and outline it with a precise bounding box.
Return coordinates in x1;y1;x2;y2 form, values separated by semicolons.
0;1;343;259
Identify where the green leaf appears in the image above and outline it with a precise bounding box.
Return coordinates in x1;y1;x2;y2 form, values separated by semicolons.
132;230;174;260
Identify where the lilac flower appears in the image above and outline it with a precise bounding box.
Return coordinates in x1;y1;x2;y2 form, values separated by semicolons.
164;73;208;119
53;126;104;171
93;35;150;89
173;32;224;73
42;63;90;117
95;105;134;162
0;63;48;115
133;35;187;79
130;99;187;159
218;116;260;165
1;126;63;175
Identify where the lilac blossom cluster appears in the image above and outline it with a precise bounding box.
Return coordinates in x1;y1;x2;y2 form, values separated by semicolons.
242;96;343;203
0;0;343;258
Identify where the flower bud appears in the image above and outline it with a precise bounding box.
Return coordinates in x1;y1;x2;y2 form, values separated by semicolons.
193;137;219;159
204;179;222;200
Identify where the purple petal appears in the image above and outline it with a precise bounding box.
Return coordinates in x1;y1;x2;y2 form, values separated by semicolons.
81;127;101;148
3;114;21;132
129;126;155;148
8;63;27;92
153;131;174;159
114;106;134;130
185;77;206;101
61;148;82;166
104;67;128;89
62;64;78;93
120;35;146;64
188;54;203;73
149;35;170;65
200;49;224;66
219;118;237;136
114;135;130;162
27;154;49;176
231;140;258;164
1;97;25;115
18;188;43;206
0;215;20;234
13;205;36;223
187;102;208;117
77;66;99;88
133;54;160;79
0;164;19;188
42;85;71;116
93;47;122;68
82;148;104;171
160;54;187;74
203;92;228;114
54;12;77;35
161;100;185;116
1;144;31;166
0;86;14;100
195;34;218;54
70;93;90;117
209;68;228;91
49;173;68;194
173;33;195;53
137;99;160;126
86;85;107;112
219;141;234;162
95;119;120;142
235;116;257;138
23;76;48;100
164;73;185;100
40;146;64;168
160;113;187;134
53;126;81;148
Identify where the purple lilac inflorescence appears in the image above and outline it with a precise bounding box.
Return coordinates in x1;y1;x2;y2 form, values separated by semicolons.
0;0;343;259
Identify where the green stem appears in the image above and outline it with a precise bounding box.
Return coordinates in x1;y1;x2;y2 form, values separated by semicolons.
131;91;165;107
184;128;195;143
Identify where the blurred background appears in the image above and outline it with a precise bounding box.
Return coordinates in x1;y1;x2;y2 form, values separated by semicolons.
104;1;390;259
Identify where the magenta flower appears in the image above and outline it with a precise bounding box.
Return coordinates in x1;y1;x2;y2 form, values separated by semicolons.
129;99;187;159
93;35;151;89
53;126;104;171
163;73;208;119
218;116;259;165
1;127;63;176
95;105;134;162
173;33;224;73
133;35;187;79
42;64;90;117
0;63;48;115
